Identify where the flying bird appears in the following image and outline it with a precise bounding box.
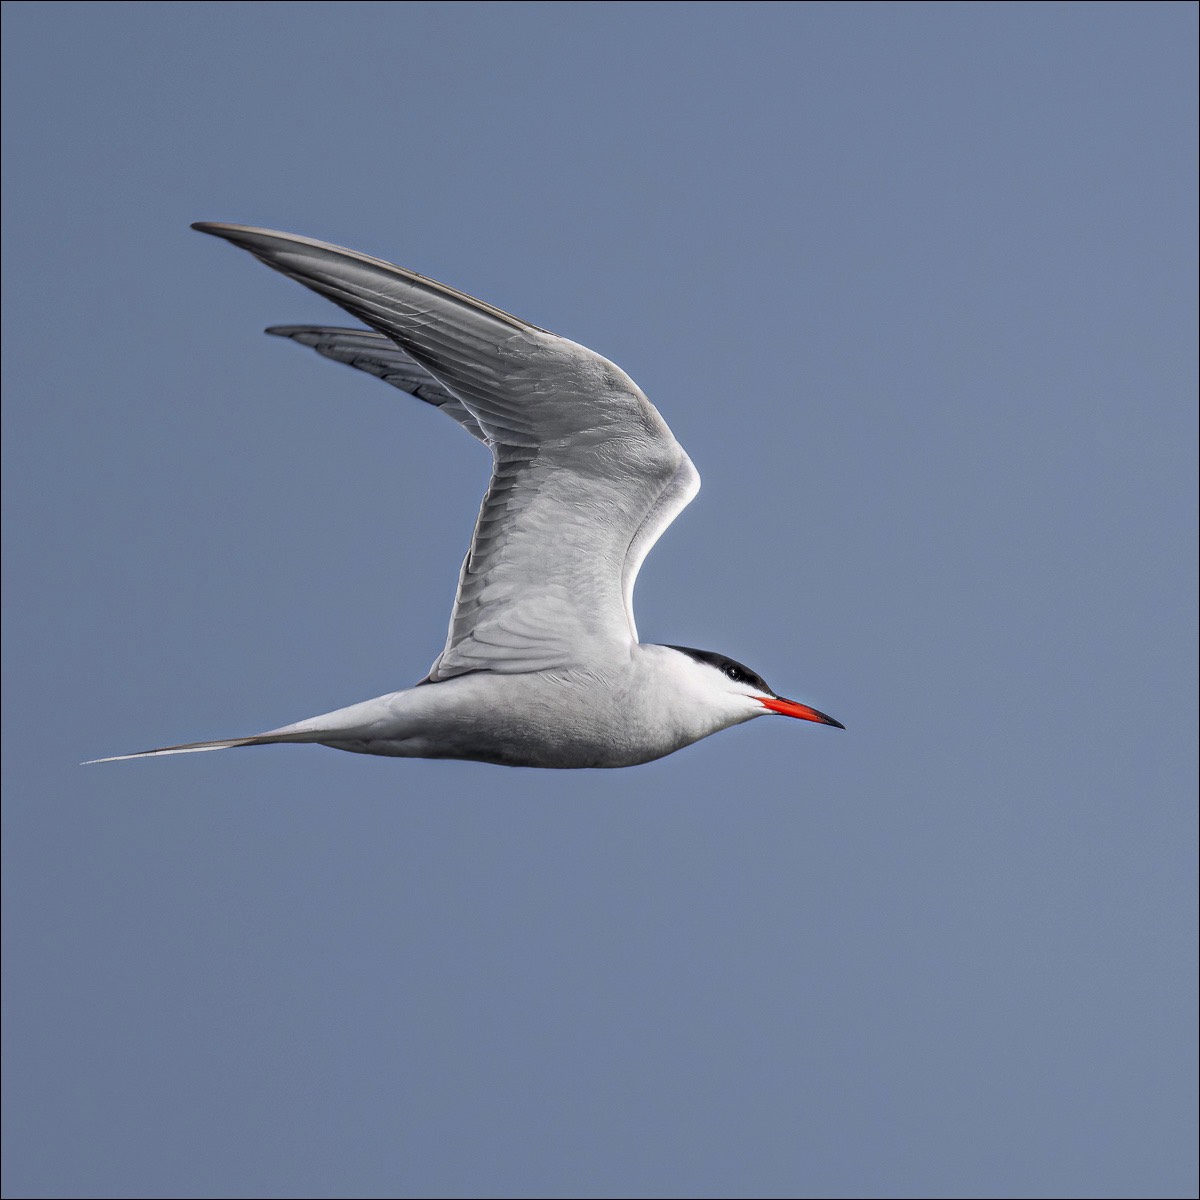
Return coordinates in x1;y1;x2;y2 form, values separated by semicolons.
90;224;842;768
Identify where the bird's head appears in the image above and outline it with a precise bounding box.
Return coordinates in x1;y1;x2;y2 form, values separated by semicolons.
663;644;844;732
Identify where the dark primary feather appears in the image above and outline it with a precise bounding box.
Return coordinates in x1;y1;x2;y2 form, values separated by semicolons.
266;325;487;441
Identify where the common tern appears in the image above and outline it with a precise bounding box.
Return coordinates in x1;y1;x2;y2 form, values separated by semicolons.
90;223;842;768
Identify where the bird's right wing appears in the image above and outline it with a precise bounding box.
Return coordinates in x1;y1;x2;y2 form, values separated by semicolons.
266;325;487;443
194;223;699;680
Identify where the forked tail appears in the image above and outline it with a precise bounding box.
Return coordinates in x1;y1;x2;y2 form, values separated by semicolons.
82;734;288;765
84;694;398;764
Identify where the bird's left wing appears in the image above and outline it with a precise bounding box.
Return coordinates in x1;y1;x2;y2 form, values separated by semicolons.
193;222;698;679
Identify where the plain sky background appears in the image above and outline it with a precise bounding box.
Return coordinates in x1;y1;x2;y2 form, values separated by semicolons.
2;3;1197;1198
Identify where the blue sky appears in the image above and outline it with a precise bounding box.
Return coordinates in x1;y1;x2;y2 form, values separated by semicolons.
3;3;1197;1197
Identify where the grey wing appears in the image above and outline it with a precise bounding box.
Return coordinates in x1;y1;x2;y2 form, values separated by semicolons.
195;223;699;679
619;454;701;642
266;326;487;441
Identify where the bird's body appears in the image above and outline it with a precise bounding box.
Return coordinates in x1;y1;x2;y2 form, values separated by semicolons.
90;224;841;769
209;647;758;770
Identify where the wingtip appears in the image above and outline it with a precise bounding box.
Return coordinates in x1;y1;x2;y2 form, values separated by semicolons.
191;221;269;244
191;220;258;234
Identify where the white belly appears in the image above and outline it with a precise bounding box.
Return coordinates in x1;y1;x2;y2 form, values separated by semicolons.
292;664;730;769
